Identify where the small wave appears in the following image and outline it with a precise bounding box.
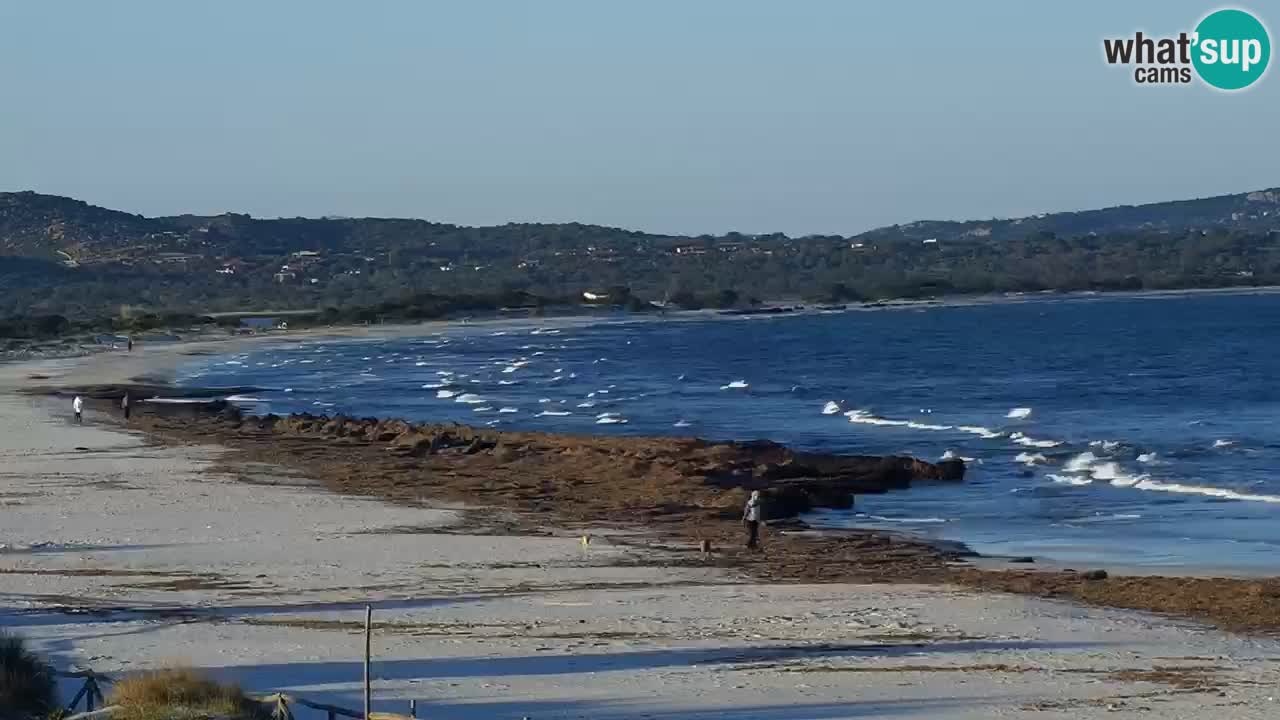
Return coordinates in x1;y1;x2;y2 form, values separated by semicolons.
1213;439;1236;448
455;393;486;404
940;449;976;462
1006;407;1032;419
1136;452;1158;463
421;382;448;389
821;401;841;415
859;514;947;524
721;380;749;390
1010;432;1062;449
1047;473;1092;486
1015;452;1048;466
536;410;572;417
502;361;529;374
1128;479;1280;504
436;390;458;399
906;420;954;431
1089;440;1121;452
673;419;692;428
1063;451;1097;473
845;410;909;427
472;406;494;413
1092;462;1147;487
577;401;597;408
225;395;264;403
957;425;1004;440
596;415;628;425
499;407;519;414
498;380;519;385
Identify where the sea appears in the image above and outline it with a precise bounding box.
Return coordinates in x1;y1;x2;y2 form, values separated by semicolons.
177;291;1280;573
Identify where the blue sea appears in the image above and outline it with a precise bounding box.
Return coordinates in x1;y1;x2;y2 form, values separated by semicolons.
178;292;1280;572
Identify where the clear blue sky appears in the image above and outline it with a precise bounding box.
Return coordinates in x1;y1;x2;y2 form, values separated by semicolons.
1;1;1275;236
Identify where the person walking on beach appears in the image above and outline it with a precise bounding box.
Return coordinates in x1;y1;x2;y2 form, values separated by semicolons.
121;391;131;420
72;395;84;424
743;490;764;550
127;336;133;352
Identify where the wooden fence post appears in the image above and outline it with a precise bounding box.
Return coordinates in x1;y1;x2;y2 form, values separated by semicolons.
364;604;373;720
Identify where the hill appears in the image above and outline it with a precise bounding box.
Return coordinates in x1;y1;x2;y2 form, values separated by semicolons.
2;187;1280;317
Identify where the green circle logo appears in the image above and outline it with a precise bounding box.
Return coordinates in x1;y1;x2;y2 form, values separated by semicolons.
1192;9;1271;90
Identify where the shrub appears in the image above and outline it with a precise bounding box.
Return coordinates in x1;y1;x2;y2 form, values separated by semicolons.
0;631;57;720
111;668;265;720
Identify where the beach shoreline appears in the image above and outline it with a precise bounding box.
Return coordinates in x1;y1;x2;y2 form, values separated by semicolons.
5;338;1280;718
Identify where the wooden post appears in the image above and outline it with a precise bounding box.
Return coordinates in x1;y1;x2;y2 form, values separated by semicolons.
364;605;373;720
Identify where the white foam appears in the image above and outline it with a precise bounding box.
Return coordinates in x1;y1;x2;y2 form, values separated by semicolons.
455;393;486;404
498;407;519;414
957;425;1004;440
577;401;597;408
1214;439;1236;448
1093;462;1147;486
1137;452;1159;463
225;395;264;403
1015;452;1048;466
940;449;976;462
821;401;841;415
1010;432;1062;449
472;406;494;413
906;421;954;431
1006;407;1032;419
1129;479;1280;504
502;361;530;374
1089;440;1121;451
498;380;519;385
673;419;692;428
1063;452;1098;473
844;410;909;427
1047;473;1092;486
596;415;628;425
422;382;448;389
436;389;458;399
721;380;749;390
536;410;572;417
861;515;947;524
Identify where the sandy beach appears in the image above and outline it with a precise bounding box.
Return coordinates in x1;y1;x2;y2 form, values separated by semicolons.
4;344;1280;719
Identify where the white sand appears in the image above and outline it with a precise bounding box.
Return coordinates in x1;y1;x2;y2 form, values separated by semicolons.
3;351;1280;719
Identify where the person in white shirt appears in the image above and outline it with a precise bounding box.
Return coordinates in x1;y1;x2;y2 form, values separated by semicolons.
743;490;764;550
72;395;84;424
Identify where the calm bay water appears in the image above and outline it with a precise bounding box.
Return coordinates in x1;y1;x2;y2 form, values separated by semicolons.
179;292;1280;571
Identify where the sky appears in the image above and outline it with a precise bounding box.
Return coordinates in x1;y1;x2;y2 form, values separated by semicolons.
1;1;1276;236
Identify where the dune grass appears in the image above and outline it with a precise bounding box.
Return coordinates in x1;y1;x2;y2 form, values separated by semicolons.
110;668;266;720
0;631;57;720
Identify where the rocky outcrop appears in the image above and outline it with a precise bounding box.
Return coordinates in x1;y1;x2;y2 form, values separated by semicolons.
197;408;967;523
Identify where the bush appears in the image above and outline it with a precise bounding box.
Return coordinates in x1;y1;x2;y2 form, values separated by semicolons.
111;668;265;720
0;631;57;720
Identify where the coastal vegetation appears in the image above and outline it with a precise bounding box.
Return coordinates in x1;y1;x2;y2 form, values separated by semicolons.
110;669;264;720
0;632;56;720
2;188;1280;319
